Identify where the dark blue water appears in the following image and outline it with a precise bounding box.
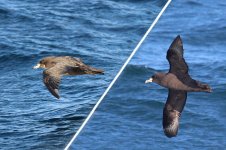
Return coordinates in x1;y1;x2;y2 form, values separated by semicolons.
0;0;166;149
74;0;226;149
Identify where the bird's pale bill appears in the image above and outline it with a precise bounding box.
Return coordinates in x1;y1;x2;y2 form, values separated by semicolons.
145;78;153;84
33;63;41;69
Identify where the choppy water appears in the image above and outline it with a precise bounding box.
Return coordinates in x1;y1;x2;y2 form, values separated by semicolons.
74;0;226;149
0;0;165;149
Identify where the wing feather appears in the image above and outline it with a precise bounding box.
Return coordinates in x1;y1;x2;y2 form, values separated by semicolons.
163;89;187;138
167;35;188;75
42;59;104;99
42;63;69;99
43;69;61;99
167;35;200;88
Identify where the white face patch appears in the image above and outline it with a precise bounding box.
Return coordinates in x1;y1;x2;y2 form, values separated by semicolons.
145;78;153;84
33;63;41;69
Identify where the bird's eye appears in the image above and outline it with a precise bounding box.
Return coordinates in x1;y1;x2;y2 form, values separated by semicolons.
152;75;155;79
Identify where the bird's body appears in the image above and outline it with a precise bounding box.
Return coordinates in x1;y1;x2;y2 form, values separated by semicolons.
33;56;104;99
145;35;211;138
154;72;210;92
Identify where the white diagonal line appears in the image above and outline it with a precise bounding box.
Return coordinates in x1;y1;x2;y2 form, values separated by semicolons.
64;0;172;149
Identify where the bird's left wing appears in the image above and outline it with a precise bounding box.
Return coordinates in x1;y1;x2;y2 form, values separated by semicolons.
167;35;189;76
163;89;187;138
167;35;200;88
42;63;71;99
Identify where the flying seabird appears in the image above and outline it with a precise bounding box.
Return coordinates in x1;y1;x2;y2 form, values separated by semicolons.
33;56;104;99
145;35;212;138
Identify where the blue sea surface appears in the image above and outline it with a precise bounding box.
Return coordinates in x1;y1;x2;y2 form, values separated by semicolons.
0;0;166;149
74;0;226;149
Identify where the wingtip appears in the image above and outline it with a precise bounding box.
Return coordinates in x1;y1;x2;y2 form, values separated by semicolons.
53;89;60;99
91;68;104;75
171;35;182;47
177;35;182;44
99;69;104;75
176;35;181;39
163;121;179;138
51;89;60;99
163;108;180;138
208;88;213;93
164;130;178;138
47;88;60;99
168;35;183;56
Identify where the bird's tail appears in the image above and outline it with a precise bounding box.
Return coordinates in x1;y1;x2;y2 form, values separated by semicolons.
163;106;180;138
86;67;104;75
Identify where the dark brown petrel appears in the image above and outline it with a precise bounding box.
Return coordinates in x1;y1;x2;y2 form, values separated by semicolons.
145;35;212;138
33;56;104;99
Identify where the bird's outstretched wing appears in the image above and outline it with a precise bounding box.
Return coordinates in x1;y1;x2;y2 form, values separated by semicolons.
43;68;62;99
42;63;78;99
64;56;83;63
42;61;103;99
63;56;103;74
167;35;188;76
163;89;187;138
167;35;201;88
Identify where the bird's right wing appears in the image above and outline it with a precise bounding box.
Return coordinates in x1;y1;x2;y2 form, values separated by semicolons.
64;56;83;63
63;56;103;74
162;89;187;138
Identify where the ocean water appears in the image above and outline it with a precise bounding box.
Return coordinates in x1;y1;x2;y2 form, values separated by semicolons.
0;0;167;150
74;0;226;149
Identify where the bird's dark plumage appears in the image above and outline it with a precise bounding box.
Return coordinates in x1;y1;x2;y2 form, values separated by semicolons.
163;89;187;137
145;35;212;137
33;56;104;99
167;35;210;90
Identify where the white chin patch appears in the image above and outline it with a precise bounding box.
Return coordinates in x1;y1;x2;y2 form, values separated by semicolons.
33;63;41;69
145;78;153;84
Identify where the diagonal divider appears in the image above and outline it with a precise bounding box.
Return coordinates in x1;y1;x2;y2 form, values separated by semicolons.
65;0;172;149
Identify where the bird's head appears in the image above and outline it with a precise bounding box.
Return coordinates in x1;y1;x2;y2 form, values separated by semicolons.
33;57;56;69
145;72;166;84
